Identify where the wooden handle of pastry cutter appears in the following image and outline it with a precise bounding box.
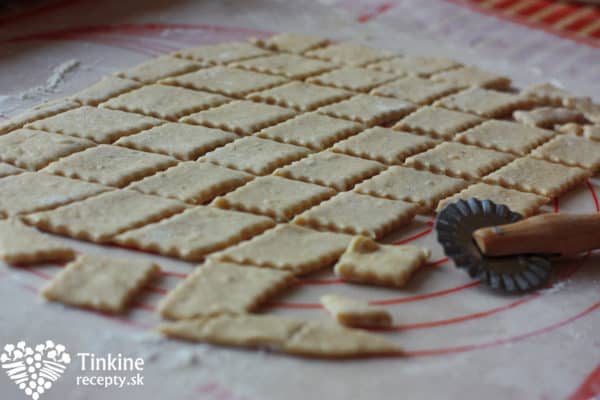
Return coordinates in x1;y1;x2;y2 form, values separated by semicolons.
473;213;600;256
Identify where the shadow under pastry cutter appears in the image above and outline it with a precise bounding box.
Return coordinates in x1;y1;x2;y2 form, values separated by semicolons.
435;198;552;293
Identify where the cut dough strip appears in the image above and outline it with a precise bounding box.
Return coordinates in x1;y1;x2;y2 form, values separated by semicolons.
321;294;392;328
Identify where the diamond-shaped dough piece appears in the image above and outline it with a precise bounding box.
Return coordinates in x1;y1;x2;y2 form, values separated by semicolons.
455;120;555;155
318;94;415;126
434;87;533;118
116;55;204;83
70;76;142;106
211;224;351;275
23;190;186;243
394;106;482;139
0;219;75;264
200;137;310;175
305;42;393;66
431;66;511;89
128;162;252;204
158;261;294;320
354;166;468;210
247;81;352;112
181;101;296;136
100;85;230;121
251;33;329;54
114;206;275;261
0;172;109;217
368;56;460;77
114;123;237;161
212;176;335;221
531;135;600;172
334;236;430;287
175;42;271;64
161;66;287;97
332;127;435;164
0;99;79;135
257;112;362;150
405;142;514;180
274;151;385;191
483;156;590;197
26;106;163;143
42;254;159;313
436;183;549;217
231;53;337;79
294;192;417;239
371;76;463;104
0;163;22;178
522;82;576;107
0;128;95;170
43;145;177;187
513;107;587;128
320;294;392;328
307;67;399;92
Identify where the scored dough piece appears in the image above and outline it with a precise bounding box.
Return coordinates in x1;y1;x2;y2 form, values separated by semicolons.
26;106;163;144
175;41;271;64
42;254;159;313
231;53;337;79
371;76;464;105
211;224;351;275
181;100;296;135
0;128;94;170
0;219;75;264
455;120;555;155
405;142;514;180
212;176;335;221
69;76;142;106
200;136;310;175
583;125;600;141
114;123;237;161
293;191;417;239
23;189;186;243
320;294;392;328
247;81;353;112
257;112;362;150
431;66;511;89
522;82;576;107
354;166;468;211
116;55;204;83
127;162;252;204
513;107;587;128
274;151;385;191
100;85;230;121
251;33;329;54
317;94;416;126
483;156;590;197
43;144;177;187
0;162;22;178
394;106;482;139
332;127;436;164
367;56;460;76
334;236;430;288
0;172;108;217
434;87;533;118
158;261;295;320
305;42;393;66
114;206;275;261
531;134;600;172
307;67;399;92
161;66;287;97
436;183;550;217
0;99;79;135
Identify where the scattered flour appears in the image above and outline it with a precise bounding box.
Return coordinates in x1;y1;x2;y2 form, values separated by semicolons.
17;59;81;100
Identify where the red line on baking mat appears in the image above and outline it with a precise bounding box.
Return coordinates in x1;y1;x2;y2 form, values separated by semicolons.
586;179;599;212
356;2;395;23
0;0;80;27
158;270;188;279
393;226;433;245
569;363;600;400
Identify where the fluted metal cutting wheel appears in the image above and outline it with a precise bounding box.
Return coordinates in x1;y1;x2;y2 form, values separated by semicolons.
435;198;553;293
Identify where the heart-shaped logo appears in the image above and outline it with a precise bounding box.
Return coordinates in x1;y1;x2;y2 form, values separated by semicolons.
1;341;71;400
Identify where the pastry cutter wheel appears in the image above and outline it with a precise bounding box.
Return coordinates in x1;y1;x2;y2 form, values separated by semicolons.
435;198;600;293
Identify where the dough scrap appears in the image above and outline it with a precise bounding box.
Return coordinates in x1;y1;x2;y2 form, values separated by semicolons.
522;82;576;107
394;106;482;139
114;206;275;261
334;236;430;288
317;94;415;126
159;261;294;320
70;76;142;106
320;294;392;328
434;87;533;118
367;56;460;77
0;219;75;264
116;55;204;83
307;67;399;92
431;66;511;89
513;107;586;128
371;76;463;104
42;254;159;313
251;33;329;54
247;81;352;112
232;53;337;79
